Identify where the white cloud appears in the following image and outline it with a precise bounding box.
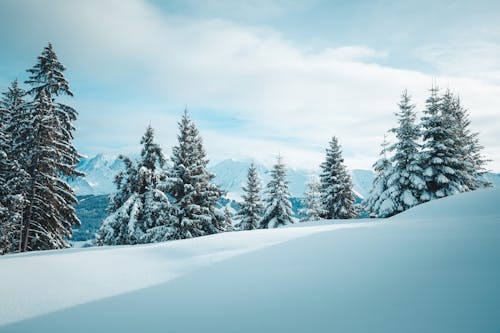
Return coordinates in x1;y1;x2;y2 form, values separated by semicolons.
1;0;499;171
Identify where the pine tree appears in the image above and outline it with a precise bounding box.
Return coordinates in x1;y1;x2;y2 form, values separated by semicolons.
420;86;464;200
319;137;358;219
0;103;27;254
18;43;81;251
96;126;177;245
260;156;294;228
236;162;263;230
299;175;324;221
448;95;491;190
167;110;225;239
364;135;395;217
222;207;234;232
385;90;426;214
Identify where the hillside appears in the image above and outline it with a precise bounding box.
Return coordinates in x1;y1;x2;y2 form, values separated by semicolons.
1;188;499;332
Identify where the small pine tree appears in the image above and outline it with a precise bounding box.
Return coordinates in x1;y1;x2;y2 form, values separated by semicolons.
364;135;395;217
96;126;177;245
222;207;234;232
385;90;426;215
167;110;225;239
260;156;294;228
236;162;263;230
299;175;324;221
319;137;358;219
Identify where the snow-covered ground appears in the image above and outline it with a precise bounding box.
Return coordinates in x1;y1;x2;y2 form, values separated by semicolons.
1;188;499;332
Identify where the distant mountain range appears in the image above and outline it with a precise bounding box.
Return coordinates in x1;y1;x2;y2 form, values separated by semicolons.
69;154;378;200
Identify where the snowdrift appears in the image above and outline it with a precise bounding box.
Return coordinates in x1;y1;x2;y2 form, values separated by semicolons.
1;188;499;333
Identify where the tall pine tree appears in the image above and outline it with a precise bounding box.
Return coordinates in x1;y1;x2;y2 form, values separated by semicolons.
19;44;81;251
97;126;177;245
260;156;294;228
319;137;358;219
0;101;27;254
236;162;263;230
167;110;225;239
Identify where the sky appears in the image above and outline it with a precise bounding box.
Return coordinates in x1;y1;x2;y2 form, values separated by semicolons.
0;0;499;171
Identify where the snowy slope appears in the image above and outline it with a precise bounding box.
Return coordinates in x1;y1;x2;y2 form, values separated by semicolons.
1;188;499;332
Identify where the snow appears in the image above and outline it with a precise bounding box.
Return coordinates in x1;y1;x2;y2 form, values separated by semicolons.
1;188;500;332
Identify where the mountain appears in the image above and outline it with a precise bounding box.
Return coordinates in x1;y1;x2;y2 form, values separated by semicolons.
69;154;497;200
68;154;124;195
2;188;499;332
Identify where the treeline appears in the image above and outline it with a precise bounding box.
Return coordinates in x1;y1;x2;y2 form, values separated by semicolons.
0;44;81;254
364;88;490;217
96;112;359;244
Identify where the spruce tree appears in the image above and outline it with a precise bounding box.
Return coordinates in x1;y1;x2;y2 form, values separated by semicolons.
364;135;396;217
448;95;491;190
0;103;27;254
319;137;358;219
19;43;81;251
260;156;294;228
299;176;324;221
167;110;225;239
222;207;234;232
236;162;263;230
385;90;426;214
97;126;177;245
420;86;464;200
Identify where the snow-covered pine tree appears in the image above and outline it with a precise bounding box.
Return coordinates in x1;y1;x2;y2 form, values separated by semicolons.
96;126;177;245
1;80;29;163
420;86;465;201
299;175;324;221
222;206;234;232
385;90;426;215
235;162;263;230
319;137;358;219
18;43;81;251
448;95;491;190
0;102;27;254
364;135;396;217
260;156;294;228
167;110;225;239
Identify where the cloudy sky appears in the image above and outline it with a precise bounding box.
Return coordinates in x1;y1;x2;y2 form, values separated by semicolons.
1;0;499;171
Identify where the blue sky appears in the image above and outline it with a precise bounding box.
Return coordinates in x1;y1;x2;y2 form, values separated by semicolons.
1;0;499;171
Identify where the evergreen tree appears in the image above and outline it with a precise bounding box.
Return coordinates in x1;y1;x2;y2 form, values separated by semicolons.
448;95;491;190
420;86;464;200
222;206;234;232
319;137;358;219
0;103;27;254
260;156;294;228
364;135;395;217
97;126;177;245
18;43;81;252
299;175;324;221
167;110;225;239
236;162;263;230
1;79;28;162
385;90;426;215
